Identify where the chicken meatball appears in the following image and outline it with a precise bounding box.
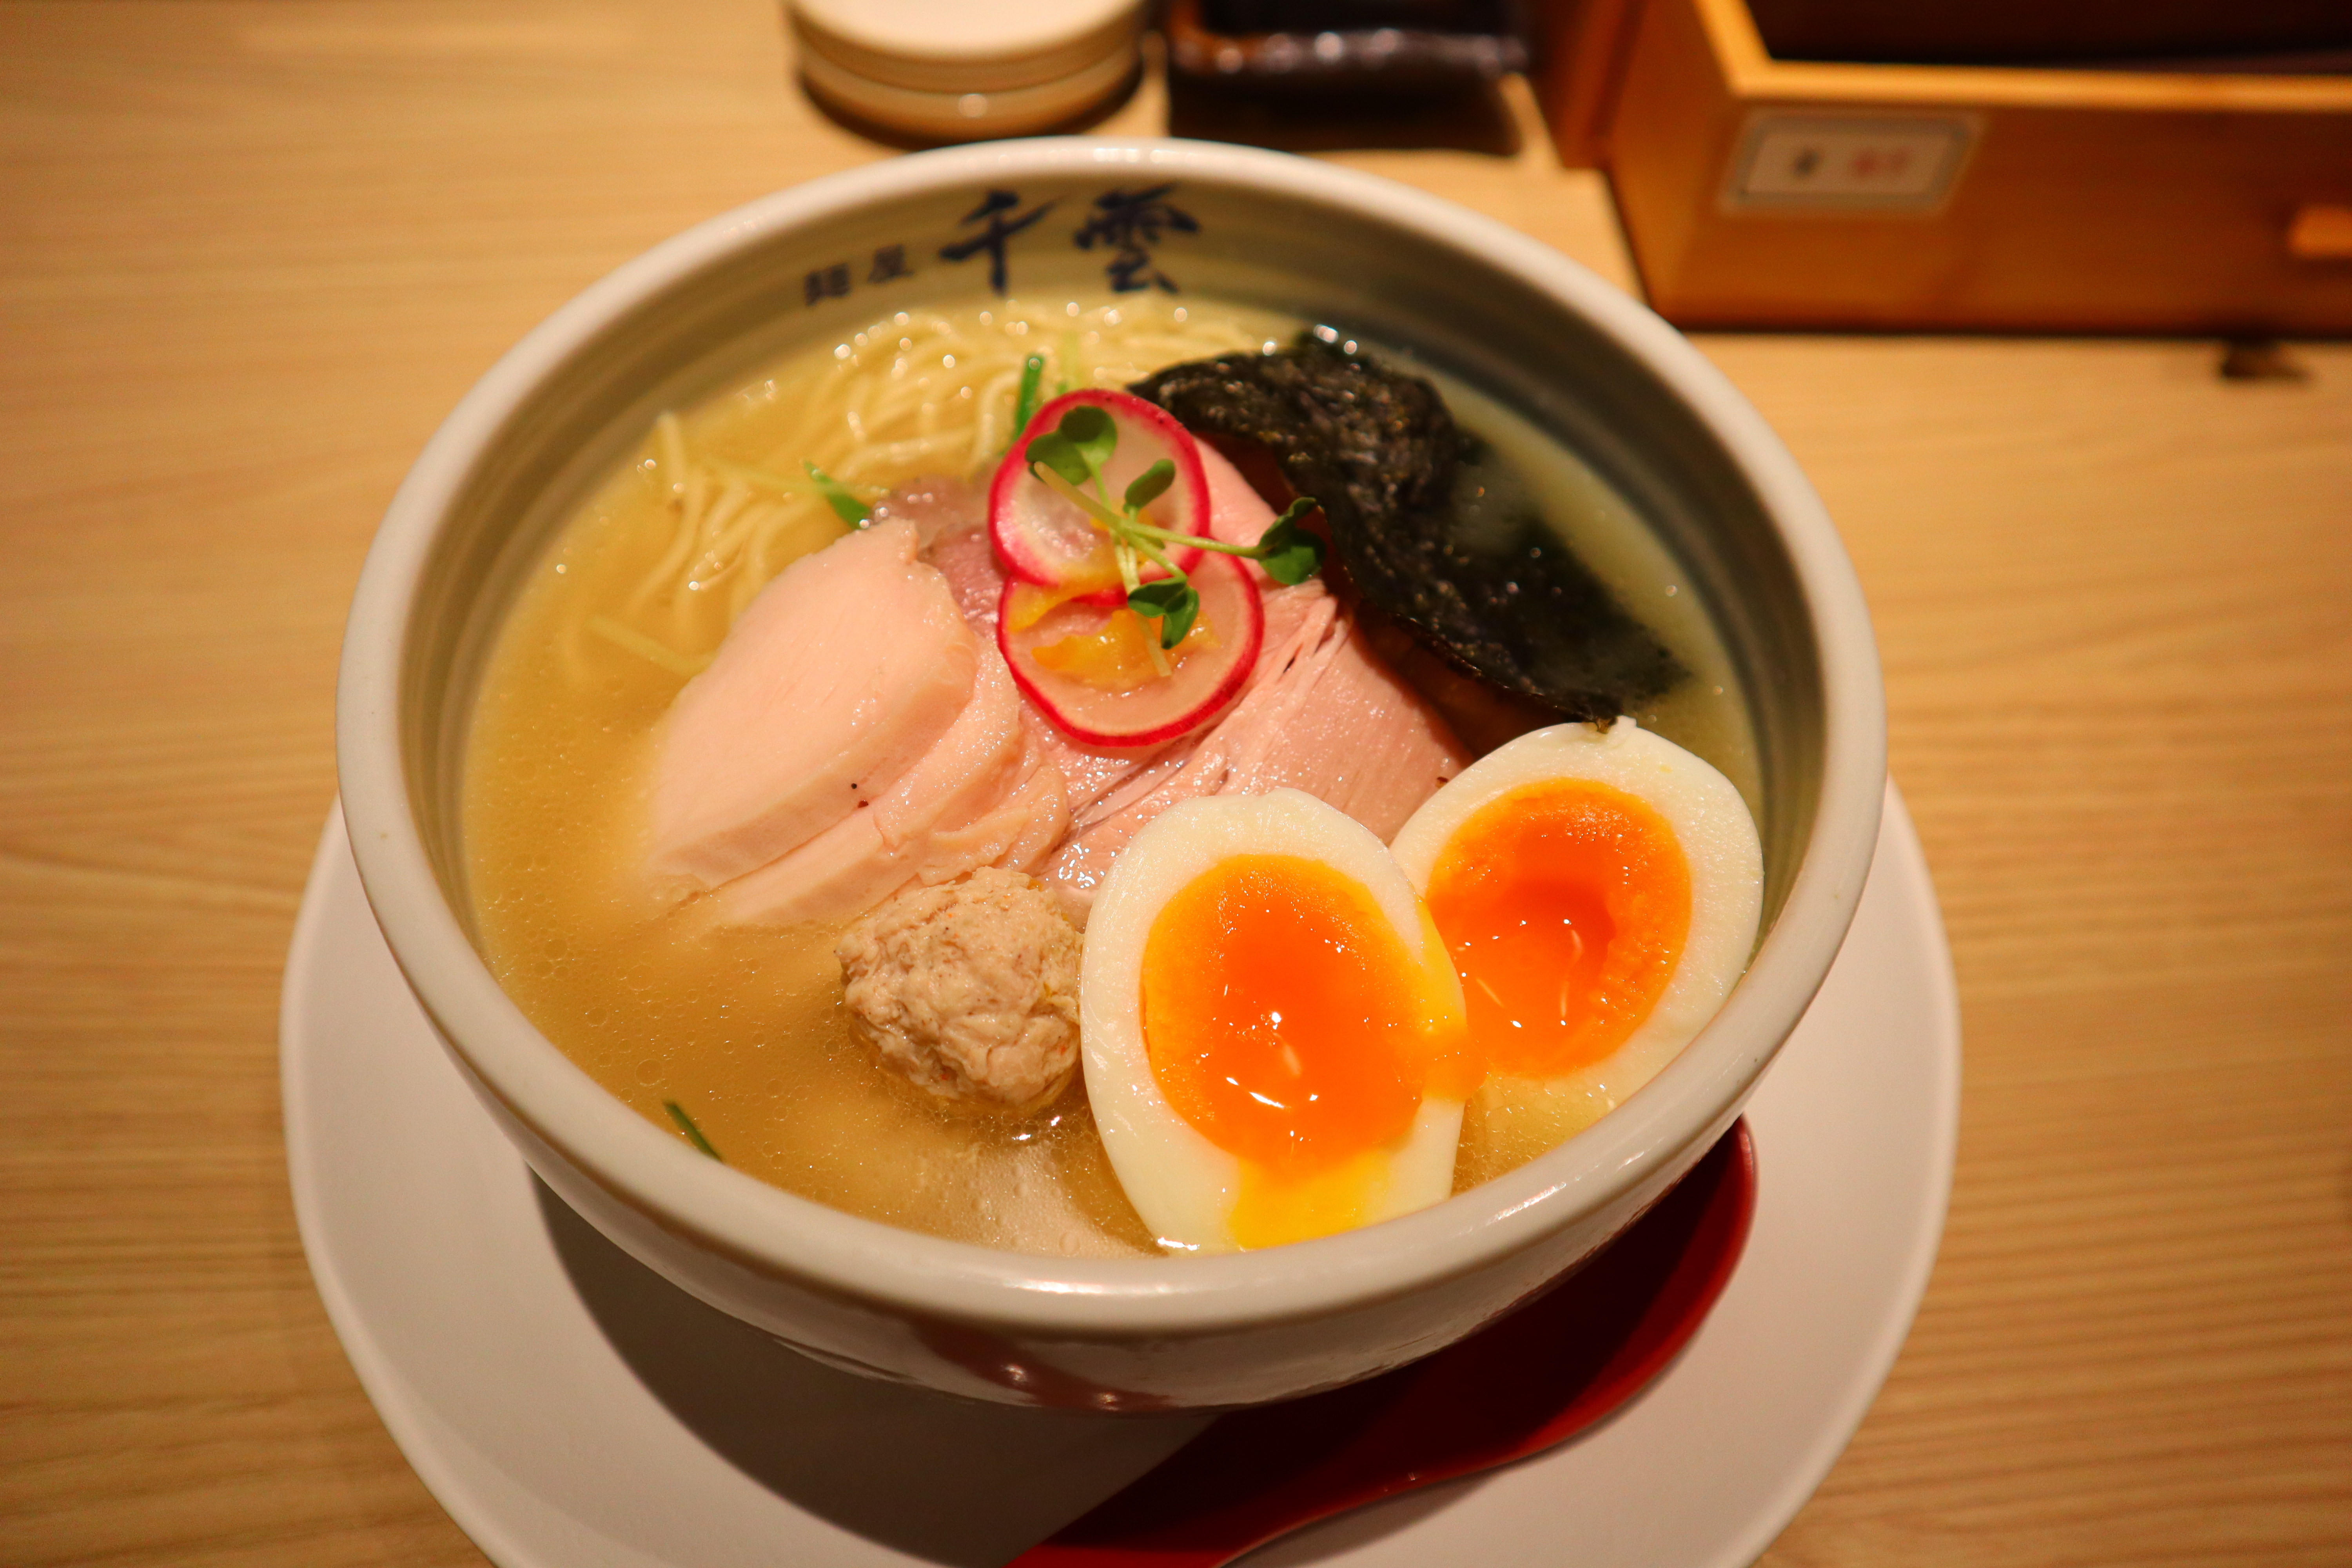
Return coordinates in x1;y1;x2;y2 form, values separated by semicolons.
835;867;1082;1111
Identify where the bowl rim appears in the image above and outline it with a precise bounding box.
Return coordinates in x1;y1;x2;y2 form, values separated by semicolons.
336;136;1885;1336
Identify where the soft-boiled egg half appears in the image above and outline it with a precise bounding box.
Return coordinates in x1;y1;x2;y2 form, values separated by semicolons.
1389;718;1763;1186
1082;790;1473;1254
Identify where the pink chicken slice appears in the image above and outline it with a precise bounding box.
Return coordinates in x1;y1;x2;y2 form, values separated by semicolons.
1198;443;1279;586
868;649;1029;852
648;519;976;892
1223;607;1470;833
1038;582;1336;910
919;740;1069;877
689;615;1058;928
1040;582;1470;921
700;726;1068;928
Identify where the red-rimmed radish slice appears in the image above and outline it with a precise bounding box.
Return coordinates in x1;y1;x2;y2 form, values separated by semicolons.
999;554;1263;748
989;389;1210;593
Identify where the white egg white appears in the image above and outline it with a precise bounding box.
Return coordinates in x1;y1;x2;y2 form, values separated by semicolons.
1388;718;1763;1169
1080;788;1467;1254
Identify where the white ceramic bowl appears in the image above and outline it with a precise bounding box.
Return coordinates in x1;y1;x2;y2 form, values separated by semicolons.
336;138;1884;1411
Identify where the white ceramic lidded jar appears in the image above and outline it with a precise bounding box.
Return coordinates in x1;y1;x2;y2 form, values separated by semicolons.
789;0;1147;140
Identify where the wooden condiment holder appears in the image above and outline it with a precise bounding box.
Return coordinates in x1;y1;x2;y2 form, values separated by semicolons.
1535;0;2352;332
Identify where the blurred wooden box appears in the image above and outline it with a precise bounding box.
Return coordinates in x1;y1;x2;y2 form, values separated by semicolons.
1537;0;2352;332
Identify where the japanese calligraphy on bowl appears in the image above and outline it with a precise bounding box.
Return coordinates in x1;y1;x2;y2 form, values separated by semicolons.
801;182;1201;309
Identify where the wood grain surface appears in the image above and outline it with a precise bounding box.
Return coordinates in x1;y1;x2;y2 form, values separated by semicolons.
2;3;2346;1564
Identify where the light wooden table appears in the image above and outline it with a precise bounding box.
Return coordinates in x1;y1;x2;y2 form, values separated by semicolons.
5;4;2347;1564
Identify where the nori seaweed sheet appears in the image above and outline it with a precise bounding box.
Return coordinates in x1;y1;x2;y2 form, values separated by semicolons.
1129;336;1682;723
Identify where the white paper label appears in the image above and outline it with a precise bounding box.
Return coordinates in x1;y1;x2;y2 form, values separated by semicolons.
1725;114;1975;211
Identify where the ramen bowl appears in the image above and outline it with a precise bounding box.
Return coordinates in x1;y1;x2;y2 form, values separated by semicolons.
336;138;1884;1411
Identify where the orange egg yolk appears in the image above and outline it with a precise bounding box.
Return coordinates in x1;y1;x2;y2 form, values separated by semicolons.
1031;605;1218;691
1139;854;1464;1180
1424;779;1691;1080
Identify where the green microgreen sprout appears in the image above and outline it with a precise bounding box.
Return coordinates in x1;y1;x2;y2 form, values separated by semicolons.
1125;575;1199;646
803;462;870;528
1252;497;1327;586
1009;354;1046;443
1026;433;1087;489
1024;407;1328;659
1124;457;1176;512
1065;405;1120;479
663;1100;723;1161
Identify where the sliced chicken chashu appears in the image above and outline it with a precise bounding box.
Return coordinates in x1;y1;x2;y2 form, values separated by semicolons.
1039;582;1469;921
648;519;976;891
700;728;1069;928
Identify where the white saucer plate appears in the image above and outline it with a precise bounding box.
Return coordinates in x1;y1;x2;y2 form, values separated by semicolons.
281;782;1958;1568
